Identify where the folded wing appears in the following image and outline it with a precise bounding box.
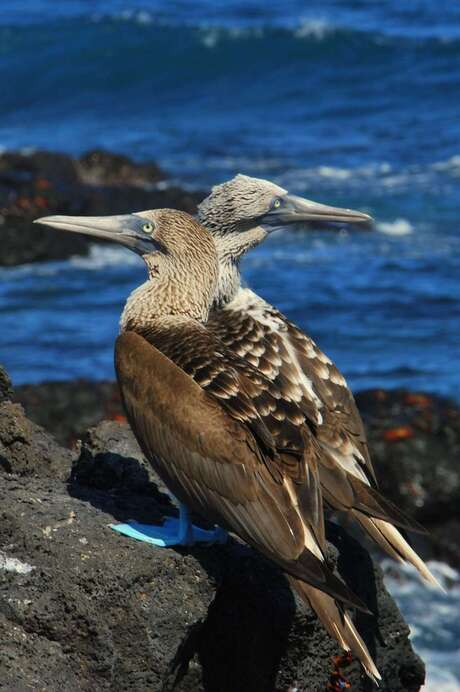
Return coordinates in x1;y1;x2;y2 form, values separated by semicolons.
115;329;368;609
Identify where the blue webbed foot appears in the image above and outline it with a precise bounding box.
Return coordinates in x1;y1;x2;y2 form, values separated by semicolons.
110;506;228;548
110;518;228;547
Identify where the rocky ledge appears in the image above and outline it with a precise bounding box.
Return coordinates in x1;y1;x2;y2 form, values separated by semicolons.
0;364;425;691
0;149;205;266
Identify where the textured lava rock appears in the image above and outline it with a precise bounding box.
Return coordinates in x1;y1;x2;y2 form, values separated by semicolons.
0;149;205;266
15;379;123;446
356;389;460;567
0;470;424;692
73;420;149;491
0;372;424;691
0;363;12;402
0;400;74;480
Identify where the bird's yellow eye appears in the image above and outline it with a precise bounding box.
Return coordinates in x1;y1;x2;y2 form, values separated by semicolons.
273;199;281;208
143;222;154;233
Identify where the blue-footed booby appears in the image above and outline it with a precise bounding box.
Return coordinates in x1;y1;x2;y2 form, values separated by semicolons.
197;174;439;590
35;208;381;682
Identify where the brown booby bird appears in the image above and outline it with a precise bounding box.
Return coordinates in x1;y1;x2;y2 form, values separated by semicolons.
35;208;381;682
197;174;439;589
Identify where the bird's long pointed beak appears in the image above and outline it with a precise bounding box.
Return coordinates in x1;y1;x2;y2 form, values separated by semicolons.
33;213;157;255
262;194;373;231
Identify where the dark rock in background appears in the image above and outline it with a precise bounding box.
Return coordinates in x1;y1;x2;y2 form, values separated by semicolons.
0;363;13;402
356;389;460;568
0;149;205;266
77;149;165;187
15;379;123;446
0;399;74;480
1;366;425;691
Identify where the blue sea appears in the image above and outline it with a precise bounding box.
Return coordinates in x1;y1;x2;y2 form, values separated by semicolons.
1;0;460;397
0;0;460;399
1;2;460;687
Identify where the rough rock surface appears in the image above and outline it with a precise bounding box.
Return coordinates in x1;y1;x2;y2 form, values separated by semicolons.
355;389;460;567
1;377;425;691
0;399;74;481
0;149;205;266
0;364;13;402
0;469;425;692
15;379;123;446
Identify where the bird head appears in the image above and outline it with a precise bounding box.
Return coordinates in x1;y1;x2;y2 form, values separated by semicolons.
34;209;219;322
198;173;373;239
197;173;373;306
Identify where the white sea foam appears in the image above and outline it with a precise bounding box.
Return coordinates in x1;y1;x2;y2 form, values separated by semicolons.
294;18;332;40
0;551;34;574
377;218;414;236
199;25;263;48
85;9;460;45
279;162;393;191
383;560;460;691
115;9;154;26
423;673;460;692
0;244;141;280
277;155;460;196
316;165;353;180
200;29;220;49
432;155;460;177
0;259;69;279
70;244;143;270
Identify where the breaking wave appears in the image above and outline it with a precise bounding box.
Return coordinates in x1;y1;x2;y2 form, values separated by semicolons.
70;244;143;270
377;219;414;236
383;561;460;692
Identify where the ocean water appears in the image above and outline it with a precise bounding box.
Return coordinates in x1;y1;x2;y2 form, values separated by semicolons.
1;0;460;396
384;561;460;692
1;2;460;687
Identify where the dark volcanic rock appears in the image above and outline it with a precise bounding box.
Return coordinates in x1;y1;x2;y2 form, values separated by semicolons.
356;389;460;567
0;150;90;264
0;400;73;480
72;420;171;502
0;377;424;691
15;379;123;447
0;149;205;266
0;473;424;692
78;149;165;187
0;364;13;402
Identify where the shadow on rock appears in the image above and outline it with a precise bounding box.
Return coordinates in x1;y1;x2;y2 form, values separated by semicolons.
166;542;297;692
68;419;176;526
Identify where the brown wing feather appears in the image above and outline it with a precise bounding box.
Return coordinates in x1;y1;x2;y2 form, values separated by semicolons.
115;330;367;610
208;291;439;586
283;317;377;485
134;321;327;549
209;297;376;484
289;576;380;683
132;321;317;481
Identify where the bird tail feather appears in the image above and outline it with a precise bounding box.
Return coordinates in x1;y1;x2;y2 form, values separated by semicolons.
288;576;381;685
353;511;442;589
